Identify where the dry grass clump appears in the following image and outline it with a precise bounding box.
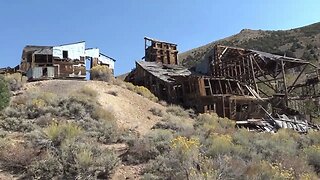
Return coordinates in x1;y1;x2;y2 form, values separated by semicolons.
124;129;174;164
107;90;118;96
134;86;158;102
153;114;195;137
166;105;190;118
45;122;83;146
149;107;164;117
77;86;98;98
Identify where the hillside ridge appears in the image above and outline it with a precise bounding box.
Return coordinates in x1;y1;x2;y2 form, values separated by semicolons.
179;22;320;67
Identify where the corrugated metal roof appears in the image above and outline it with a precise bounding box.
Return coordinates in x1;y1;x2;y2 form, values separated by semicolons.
252;49;309;64
137;61;191;83
22;45;53;58
34;47;53;55
144;37;177;46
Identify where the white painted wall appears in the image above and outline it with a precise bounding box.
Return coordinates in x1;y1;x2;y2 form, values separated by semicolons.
53;42;85;60
85;48;100;58
52;42;115;72
99;54;115;70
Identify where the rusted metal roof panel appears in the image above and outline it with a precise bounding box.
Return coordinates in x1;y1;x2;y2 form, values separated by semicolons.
137;61;191;83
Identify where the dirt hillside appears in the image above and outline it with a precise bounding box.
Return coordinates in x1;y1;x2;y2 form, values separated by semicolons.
24;80;165;136
19;80;166;179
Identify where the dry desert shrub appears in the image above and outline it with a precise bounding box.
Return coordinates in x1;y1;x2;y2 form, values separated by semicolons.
90;65;114;82
4;73;27;91
0;75;10;111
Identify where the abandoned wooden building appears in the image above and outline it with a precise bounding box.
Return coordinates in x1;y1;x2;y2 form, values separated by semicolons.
20;41;115;81
126;37;320;131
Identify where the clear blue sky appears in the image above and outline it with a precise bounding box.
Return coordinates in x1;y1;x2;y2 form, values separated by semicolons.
0;0;319;75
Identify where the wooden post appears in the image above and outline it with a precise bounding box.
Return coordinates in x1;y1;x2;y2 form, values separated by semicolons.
281;60;288;106
31;54;35;68
222;96;225;118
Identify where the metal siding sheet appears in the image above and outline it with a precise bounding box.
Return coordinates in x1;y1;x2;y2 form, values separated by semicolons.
47;67;55;78
33;67;43;79
26;69;33;79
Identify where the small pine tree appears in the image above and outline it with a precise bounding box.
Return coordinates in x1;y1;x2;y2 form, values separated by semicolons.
0;75;10;111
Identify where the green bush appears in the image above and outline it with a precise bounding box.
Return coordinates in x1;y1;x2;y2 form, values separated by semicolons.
0;75;10;111
44;122;83;146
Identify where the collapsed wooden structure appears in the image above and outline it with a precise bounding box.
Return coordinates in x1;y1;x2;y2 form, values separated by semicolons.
126;37;320;132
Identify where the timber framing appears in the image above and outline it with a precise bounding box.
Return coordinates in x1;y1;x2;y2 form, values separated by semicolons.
144;37;178;65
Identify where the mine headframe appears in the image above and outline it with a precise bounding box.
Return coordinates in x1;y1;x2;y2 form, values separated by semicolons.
144;37;179;65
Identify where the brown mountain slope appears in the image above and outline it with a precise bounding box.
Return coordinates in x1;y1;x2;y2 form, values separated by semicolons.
179;22;320;68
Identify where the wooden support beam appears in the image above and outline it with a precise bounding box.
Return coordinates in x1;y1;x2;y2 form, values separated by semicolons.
249;55;259;93
281;60;288;106
237;82;245;95
222;96;226;118
258;87;271;98
218;80;223;94
218;47;228;59
288;64;308;93
255;76;278;92
252;57;275;89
